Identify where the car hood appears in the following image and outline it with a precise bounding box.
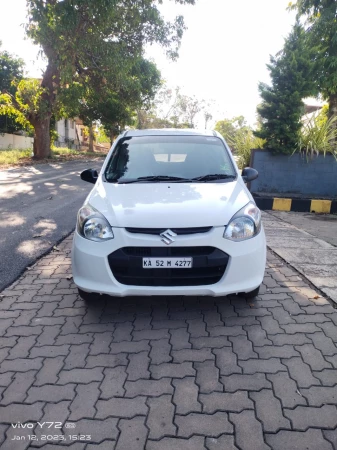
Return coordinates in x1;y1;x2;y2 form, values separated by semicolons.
87;179;251;228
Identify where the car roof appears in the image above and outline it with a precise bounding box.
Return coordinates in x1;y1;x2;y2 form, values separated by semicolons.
123;128;219;137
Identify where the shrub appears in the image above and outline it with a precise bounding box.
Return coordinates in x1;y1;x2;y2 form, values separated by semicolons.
228;129;265;169
0;146;108;166
0;148;32;165
297;108;337;159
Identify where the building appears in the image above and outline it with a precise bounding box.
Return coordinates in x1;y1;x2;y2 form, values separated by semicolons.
54;118;88;149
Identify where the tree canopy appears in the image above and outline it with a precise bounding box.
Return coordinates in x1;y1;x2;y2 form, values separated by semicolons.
3;0;196;158
254;24;317;153
289;0;337;118
136;85;209;129
214;116;248;149
214;115;264;167
59;56;161;147
0;43;26;134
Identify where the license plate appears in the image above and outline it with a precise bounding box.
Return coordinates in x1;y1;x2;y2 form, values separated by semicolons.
142;257;193;269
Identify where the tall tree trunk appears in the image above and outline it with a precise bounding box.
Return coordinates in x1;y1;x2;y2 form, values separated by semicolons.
110;128;115;147
32;46;59;160
33;116;52;160
137;110;143;129
88;124;95;153
329;93;337;119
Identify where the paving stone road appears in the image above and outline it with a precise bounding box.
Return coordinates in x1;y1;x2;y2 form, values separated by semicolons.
0;236;337;449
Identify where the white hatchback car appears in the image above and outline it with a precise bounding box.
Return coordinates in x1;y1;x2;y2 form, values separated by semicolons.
72;129;266;301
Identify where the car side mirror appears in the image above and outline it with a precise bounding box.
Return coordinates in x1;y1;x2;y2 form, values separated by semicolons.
242;167;258;183
81;169;98;184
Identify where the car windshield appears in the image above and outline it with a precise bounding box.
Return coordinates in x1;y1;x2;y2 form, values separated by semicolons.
104;135;236;183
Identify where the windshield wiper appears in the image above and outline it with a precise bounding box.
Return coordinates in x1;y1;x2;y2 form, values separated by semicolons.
119;175;193;184
192;174;236;182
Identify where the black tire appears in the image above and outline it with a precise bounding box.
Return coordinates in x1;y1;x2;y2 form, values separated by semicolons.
78;288;98;302
239;285;260;299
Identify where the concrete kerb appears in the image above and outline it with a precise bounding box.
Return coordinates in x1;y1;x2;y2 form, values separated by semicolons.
266;246;336;310
254;195;337;214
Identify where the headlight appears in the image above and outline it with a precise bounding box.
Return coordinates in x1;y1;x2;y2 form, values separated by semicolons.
224;202;261;241
77;204;114;242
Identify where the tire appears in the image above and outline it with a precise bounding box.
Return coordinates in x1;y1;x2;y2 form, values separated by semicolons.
239;285;260;299
78;288;99;302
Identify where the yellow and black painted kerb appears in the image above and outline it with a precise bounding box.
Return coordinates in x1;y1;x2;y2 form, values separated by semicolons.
253;196;337;214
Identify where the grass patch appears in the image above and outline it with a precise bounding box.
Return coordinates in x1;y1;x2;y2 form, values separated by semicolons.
52;147;106;157
0;146;108;168
0;148;33;165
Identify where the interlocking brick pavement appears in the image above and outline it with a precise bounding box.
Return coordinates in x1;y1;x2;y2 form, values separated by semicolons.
0;236;337;449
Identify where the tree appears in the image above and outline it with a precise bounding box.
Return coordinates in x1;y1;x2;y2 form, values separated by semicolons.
204;111;213;129
289;1;337;118
254;24;317;153
231;127;265;169
59;57;161;149
214;116;248;149
137;86;183;129
136;85;207;129
0;79;39;136
12;0;196;159
176;93;203;128
215;116;264;166
0;43;25;134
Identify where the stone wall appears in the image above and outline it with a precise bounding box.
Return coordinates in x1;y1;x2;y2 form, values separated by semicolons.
250;150;337;197
0;133;34;149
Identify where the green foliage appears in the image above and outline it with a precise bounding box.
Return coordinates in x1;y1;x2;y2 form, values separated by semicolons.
49;115;58;143
0;43;26;134
26;0;196;78
59;57;161;137
297;108;337;159
0;146;107;166
229;127;265;169
0;42;24;94
0;79;44;132
96;126;110;144
136;85;206;129
0;92;32;131
51;148;107;157
176;93;203;128
16;79;48;117
214;116;248;150
24;0;196;157
255;24;317;154
0;148;32;165
289;0;337;114
215;115;264;168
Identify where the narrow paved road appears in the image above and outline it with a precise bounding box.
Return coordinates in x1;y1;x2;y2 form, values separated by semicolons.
0;159;103;291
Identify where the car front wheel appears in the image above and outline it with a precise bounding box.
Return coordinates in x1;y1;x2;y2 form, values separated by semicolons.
239;285;260;299
78;288;99;302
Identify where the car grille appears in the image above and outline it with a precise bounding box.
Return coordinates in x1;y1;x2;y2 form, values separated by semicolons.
125;227;213;235
108;247;229;287
123;246;214;257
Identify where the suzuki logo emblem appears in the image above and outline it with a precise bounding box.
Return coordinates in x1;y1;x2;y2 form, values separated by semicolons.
160;229;177;245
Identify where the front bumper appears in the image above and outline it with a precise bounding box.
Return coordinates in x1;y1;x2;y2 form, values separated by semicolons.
71;226;266;297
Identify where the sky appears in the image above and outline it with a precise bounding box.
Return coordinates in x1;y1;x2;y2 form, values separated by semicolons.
0;0;297;127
